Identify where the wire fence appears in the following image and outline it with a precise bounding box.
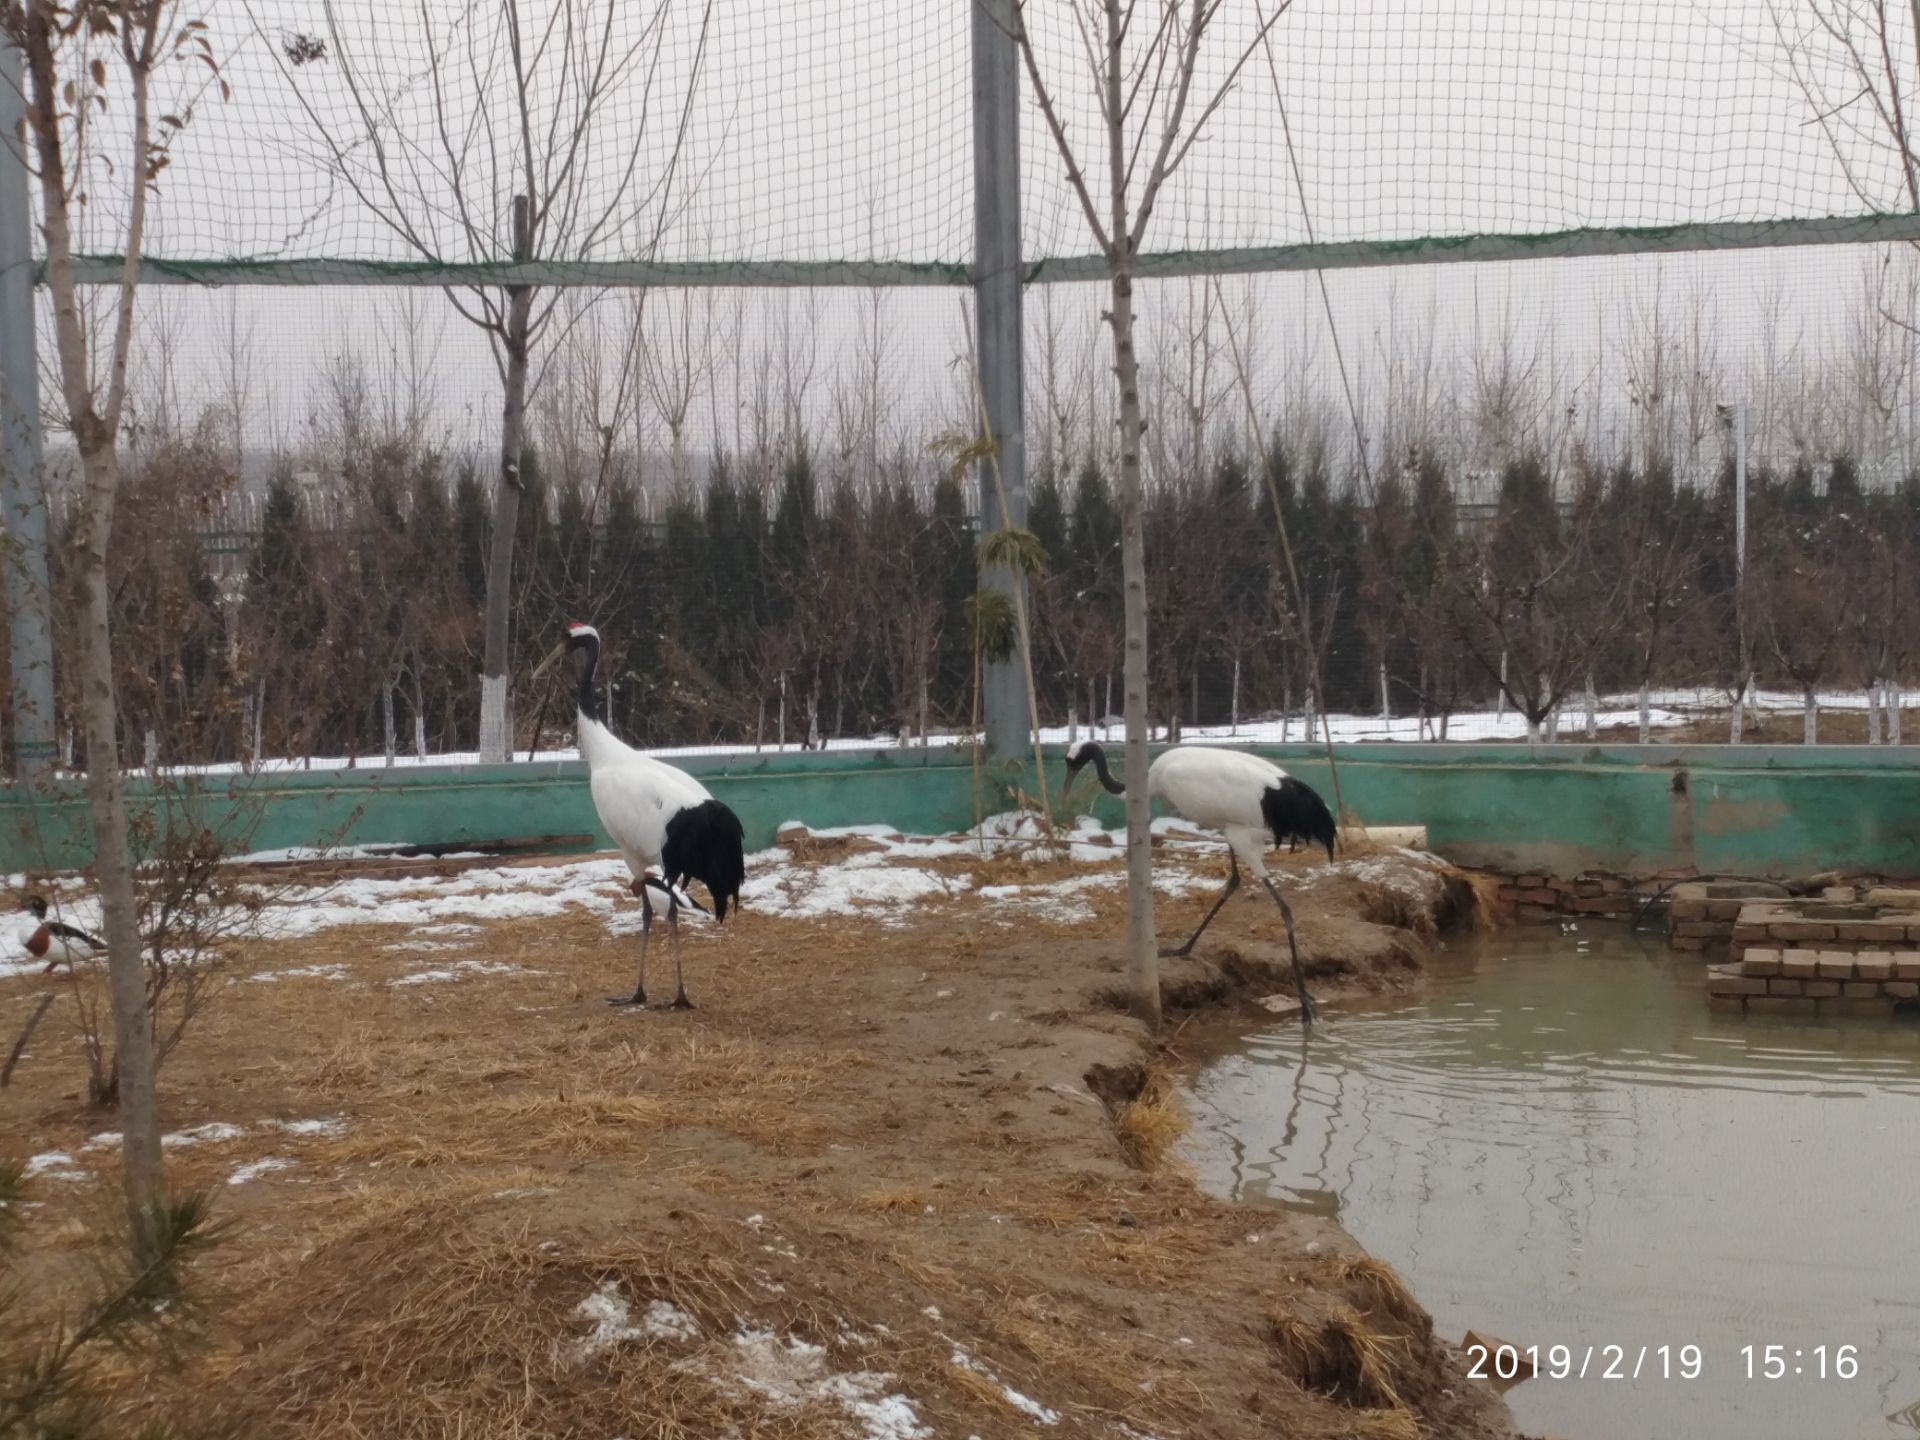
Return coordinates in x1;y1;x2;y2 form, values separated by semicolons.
14;1;1920;769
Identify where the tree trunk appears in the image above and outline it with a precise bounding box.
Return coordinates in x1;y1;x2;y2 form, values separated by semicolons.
1526;713;1542;744
778;672;788;749
1730;683;1744;744
755;694;766;751
1639;682;1652;744
383;684;397;766
1803;683;1818;745
918;668;930;747
1230;656;1240;735
1584;672;1597;740
478;196;535;765
1378;659;1390;724
1497;650;1508;719
73;452;164;1220
1893;679;1905;745
1109;260;1159;1033
412;673;428;759
1869;680;1883;745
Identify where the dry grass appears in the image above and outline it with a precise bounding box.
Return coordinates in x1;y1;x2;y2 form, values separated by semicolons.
0;846;1506;1440
1267;1302;1411;1412
1114;1066;1187;1171
1335;1254;1430;1336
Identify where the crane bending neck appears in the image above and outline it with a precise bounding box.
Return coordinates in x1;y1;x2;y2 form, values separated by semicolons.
1085;743;1125;796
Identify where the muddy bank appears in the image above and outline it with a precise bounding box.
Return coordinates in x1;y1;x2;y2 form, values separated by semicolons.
1;835;1515;1440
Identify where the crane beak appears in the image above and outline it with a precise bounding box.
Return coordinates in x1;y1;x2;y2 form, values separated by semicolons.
531;640;568;681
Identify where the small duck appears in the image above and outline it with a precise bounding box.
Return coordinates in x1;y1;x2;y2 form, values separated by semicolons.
15;895;107;974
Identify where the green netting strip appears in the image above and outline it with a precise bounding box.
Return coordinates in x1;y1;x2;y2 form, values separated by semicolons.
52;213;1920;289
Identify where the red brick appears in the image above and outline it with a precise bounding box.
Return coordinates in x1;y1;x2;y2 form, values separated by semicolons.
1770;922;1838;942
1844;981;1883;998
1832;998;1894;1018
1706;900;1745;922
1748;996;1819;1015
1804;980;1842;997
1675;921;1728;938
1893;957;1920;981
1886;981;1920;1000
1670;899;1709;922
1768;978;1805;996
1779;949;1821;978
1710;976;1769;996
1855;954;1895;982
1731;922;1771;944
1816;955;1858;980
1740;949;1782;976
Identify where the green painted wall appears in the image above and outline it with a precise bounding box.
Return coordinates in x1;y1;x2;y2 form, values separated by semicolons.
6;742;1920;879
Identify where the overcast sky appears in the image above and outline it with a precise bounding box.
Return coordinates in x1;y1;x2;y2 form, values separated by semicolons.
13;1;1920;484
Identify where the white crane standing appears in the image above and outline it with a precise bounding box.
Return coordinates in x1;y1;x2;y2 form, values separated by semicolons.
1063;740;1335;1026
541;622;745;1009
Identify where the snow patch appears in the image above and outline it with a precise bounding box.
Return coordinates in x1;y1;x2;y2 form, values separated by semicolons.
948;1346;1059;1425
391;960;539;986
24;1151;85;1181
248;964;352;984
717;1328;931;1440
562;1283;702;1364
226;1157;296;1185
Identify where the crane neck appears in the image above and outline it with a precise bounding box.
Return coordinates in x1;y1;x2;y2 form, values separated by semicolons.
1086;742;1125;796
574;634;602;726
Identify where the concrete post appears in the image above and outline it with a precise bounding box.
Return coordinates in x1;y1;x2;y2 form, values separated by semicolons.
0;40;56;785
971;0;1032;766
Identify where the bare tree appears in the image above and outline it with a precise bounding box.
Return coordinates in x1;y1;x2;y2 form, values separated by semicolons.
5;0;224;1227
254;0;717;761
1008;0;1289;1030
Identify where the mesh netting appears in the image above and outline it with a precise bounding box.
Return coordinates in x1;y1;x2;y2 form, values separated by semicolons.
40;0;1920;279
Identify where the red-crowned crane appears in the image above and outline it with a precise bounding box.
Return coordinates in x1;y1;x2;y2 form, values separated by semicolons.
541;622;745;1009
15;895;106;974
1063;740;1335;1027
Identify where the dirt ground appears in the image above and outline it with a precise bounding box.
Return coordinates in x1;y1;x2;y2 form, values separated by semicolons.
2;833;1519;1440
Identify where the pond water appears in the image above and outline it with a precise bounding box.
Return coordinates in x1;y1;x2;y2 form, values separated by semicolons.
1180;922;1920;1440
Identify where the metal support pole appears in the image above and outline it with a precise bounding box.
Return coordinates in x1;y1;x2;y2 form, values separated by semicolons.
0;40;56;786
1733;403;1747;583
971;0;1031;767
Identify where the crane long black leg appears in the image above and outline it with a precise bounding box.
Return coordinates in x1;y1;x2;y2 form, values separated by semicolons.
1258;875;1318;1030
1160;851;1241;959
667;901;694;1010
609;885;652;1007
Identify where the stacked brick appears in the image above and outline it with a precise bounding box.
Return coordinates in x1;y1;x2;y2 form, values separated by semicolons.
1486;871;1665;924
1708;948;1920;1017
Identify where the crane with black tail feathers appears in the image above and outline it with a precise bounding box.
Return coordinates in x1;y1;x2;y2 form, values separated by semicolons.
1063;740;1335;1027
540;622;745;1009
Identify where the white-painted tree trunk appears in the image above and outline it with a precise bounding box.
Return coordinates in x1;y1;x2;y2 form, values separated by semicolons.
383;686;397;766
1868;681;1884;745
143;730;157;769
1638;683;1652;744
1584;672;1597;740
1109;253;1159;1033
1730;685;1744;744
1379;660;1391;723
1892;682;1904;745
1803;684;1818;744
1497;651;1508;720
778;673;788;750
1542;673;1557;742
1526;713;1543;743
1230;656;1240;735
477;675;510;764
414;710;427;760
1067;701;1079;744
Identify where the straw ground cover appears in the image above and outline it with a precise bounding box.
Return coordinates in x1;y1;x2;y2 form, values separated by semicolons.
1;833;1512;1440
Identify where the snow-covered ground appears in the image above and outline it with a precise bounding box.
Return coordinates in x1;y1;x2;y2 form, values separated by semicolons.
0;813;1432;976
92;685;1916;781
